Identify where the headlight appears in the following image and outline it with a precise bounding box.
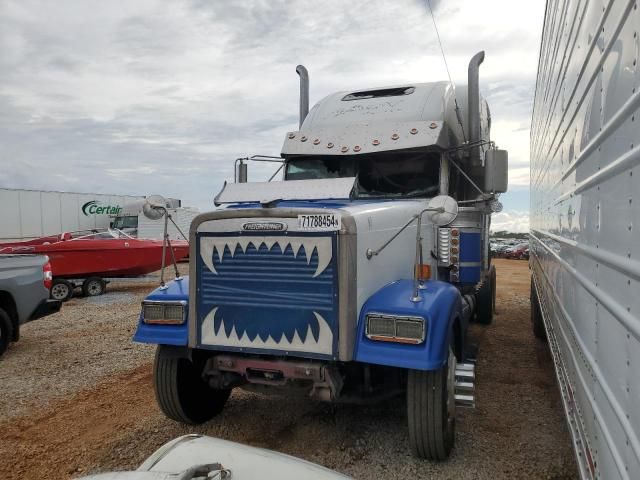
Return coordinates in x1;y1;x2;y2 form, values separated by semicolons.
142;301;187;324
365;314;426;344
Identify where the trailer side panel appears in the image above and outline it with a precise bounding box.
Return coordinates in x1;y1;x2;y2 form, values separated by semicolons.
530;1;640;478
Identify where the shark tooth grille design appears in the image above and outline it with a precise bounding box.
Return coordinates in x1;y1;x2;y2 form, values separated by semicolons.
201;307;333;354
196;233;338;357
200;236;333;277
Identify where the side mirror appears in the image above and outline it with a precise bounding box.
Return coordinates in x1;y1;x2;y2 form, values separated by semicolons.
427;195;458;226
484;149;508;193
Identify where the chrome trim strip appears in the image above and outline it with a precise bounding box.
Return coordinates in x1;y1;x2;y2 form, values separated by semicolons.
530;232;640;342
554;143;640;205
533;228;640;281
532;0;635;188
458;261;481;268
337;229;357;360
531;265;596;480
556;88;640;187
532;256;640;472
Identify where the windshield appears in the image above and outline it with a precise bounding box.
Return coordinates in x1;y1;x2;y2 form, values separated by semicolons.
111;216;138;229
285;151;440;198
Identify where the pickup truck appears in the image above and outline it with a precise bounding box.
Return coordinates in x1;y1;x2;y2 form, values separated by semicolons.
0;254;62;356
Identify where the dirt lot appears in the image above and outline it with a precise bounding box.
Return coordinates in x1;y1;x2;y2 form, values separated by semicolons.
0;259;577;479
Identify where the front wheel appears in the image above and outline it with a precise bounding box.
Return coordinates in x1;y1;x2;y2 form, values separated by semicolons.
407;349;456;460
0;307;13;357
154;345;230;424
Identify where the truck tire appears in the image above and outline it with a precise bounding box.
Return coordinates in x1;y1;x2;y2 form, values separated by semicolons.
475;265;496;324
154;345;230;424
407;348;456;460
0;308;13;356
50;279;73;302
82;277;105;297
531;277;546;341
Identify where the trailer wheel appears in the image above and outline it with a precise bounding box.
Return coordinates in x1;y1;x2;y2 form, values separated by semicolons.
50;279;73;302
82;277;105;297
154;345;230;425
407;348;456;460
530;278;546;341
0;308;13;356
475;265;496;324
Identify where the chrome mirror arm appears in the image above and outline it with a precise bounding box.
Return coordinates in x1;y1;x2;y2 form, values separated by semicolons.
365;207;445;260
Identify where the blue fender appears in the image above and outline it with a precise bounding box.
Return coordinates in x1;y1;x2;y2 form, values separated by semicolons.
133;277;190;346
353;279;462;371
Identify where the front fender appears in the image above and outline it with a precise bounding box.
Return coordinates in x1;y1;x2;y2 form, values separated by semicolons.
133;277;190;346
353;279;462;371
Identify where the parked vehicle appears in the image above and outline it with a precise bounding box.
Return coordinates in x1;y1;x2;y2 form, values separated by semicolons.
530;1;640;478
79;434;350;479
134;53;508;460
0;188;143;242
0;229;189;301
503;243;529;260
0;254;61;355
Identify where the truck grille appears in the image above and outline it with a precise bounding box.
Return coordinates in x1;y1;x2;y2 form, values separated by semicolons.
196;233;338;358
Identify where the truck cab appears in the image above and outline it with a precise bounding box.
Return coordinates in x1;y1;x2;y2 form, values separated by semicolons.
134;52;508;460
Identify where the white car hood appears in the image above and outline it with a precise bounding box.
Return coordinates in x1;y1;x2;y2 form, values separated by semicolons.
80;435;350;480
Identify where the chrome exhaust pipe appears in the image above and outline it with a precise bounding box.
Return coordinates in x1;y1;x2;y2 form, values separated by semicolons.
468;51;485;166
455;363;476;408
296;65;309;128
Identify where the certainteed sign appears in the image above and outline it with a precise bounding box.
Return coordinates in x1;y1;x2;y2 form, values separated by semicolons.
81;201;123;216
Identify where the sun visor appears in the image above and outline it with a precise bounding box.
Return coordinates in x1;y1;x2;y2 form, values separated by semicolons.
214;177;356;206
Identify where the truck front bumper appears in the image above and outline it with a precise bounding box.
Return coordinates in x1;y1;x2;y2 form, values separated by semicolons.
29;299;62;322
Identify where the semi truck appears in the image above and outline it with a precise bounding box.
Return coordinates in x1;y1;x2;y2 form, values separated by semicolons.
134;52;508;460
530;1;640;478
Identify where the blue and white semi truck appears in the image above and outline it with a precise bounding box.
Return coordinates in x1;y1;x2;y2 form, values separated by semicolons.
134;52;508;460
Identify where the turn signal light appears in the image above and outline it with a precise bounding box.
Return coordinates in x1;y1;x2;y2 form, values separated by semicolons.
415;264;431;281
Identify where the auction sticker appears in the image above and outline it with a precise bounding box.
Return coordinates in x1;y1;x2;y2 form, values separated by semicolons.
297;213;341;231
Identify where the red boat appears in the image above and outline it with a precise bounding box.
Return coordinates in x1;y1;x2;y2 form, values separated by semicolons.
0;229;189;300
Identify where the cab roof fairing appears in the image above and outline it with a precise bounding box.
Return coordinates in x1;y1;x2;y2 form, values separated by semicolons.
280;81;482;158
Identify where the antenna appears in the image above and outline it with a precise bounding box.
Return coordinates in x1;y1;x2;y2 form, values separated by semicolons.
424;0;467;142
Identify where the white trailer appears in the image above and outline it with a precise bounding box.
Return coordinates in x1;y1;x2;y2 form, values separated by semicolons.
530;2;640;478
111;198;197;241
0;188;143;241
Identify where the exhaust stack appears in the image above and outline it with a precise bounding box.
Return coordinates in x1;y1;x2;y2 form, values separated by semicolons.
468;51;485;165
296;65;309;128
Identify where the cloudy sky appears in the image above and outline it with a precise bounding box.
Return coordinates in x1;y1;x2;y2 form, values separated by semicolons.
0;0;544;232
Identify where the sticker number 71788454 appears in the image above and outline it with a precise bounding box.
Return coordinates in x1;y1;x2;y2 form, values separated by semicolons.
297;214;341;231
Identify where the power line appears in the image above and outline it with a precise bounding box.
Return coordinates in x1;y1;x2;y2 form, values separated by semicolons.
424;0;467;142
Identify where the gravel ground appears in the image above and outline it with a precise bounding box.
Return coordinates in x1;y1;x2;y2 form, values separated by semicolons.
0;260;577;479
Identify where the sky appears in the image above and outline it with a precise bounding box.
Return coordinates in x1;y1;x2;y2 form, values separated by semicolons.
0;0;545;233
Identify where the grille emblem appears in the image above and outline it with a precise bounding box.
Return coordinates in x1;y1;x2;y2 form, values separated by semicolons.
242;222;287;232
